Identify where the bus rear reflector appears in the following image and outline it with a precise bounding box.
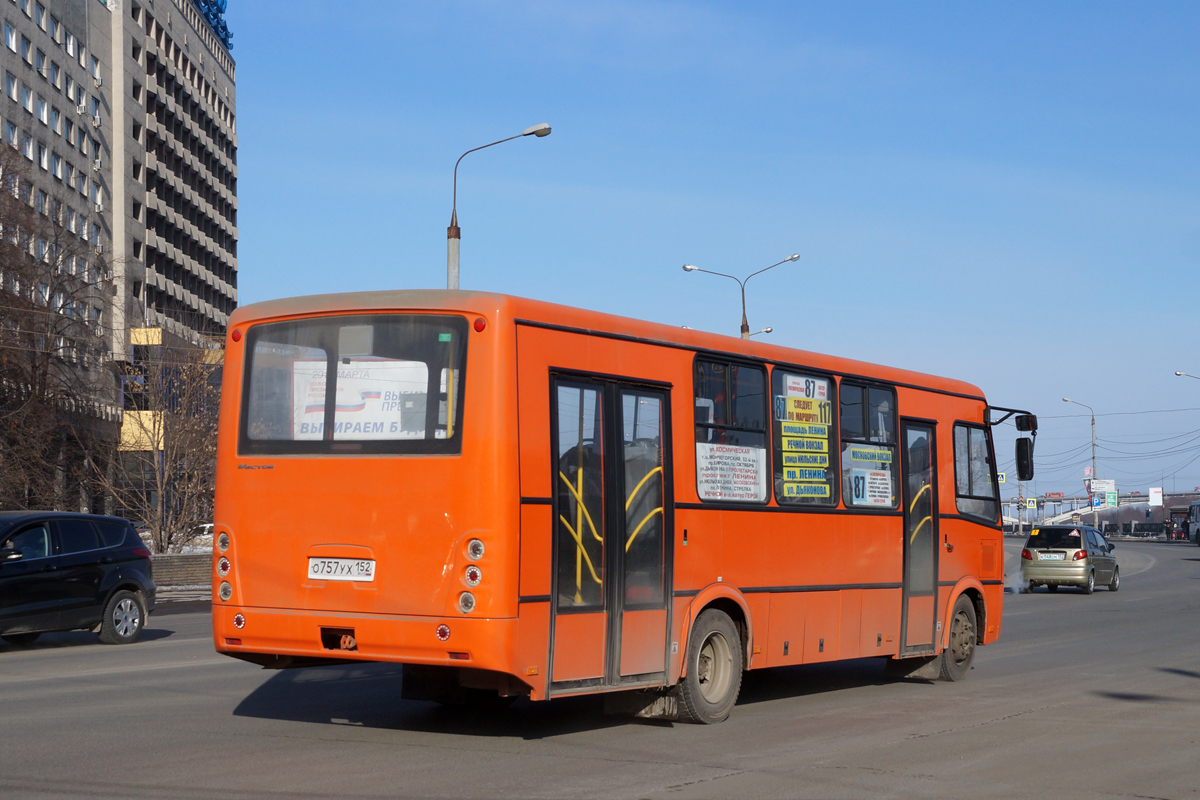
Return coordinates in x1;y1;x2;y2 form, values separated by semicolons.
225;638;241;646
448;652;469;660
473;318;486;332
231;329;242;342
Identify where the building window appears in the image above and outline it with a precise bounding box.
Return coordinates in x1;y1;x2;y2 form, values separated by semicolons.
34;2;43;30
35;188;45;213
20;36;30;63
89;55;98;78
36;95;46;124
49;15;59;43
20;131;31;160
63;161;72;186
839;383;898;509
64;74;72;100
90;95;99;116
64;118;71;140
37;140;46;170
21;84;31;113
35;48;44;76
5;122;15;147
90;181;98;203
20;1;31;20
51;151;60;179
49;61;58;89
4;23;15;52
5;72;15;101
693;358;769;503
65;32;74;57
50;106;58;133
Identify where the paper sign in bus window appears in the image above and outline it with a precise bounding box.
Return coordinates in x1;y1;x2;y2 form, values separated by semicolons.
696;442;767;502
292;358;429;440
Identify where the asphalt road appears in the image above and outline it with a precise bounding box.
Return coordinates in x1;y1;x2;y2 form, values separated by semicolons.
2;540;1198;800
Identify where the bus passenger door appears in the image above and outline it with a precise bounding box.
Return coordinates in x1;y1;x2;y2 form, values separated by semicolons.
900;420;938;656
549;378;672;693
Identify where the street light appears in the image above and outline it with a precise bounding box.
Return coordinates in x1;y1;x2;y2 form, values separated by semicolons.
447;123;552;290
682;254;799;339
1062;397;1098;525
1176;371;1200;381
749;327;773;337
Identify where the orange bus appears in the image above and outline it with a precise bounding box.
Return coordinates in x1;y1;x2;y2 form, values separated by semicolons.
212;290;1036;723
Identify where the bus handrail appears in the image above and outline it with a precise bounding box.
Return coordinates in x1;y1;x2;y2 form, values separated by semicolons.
625;466;663;512
558;472;603;543
625;507;663;552
557;515;602;585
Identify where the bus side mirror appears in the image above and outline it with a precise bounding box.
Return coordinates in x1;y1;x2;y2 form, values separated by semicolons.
1016;438;1035;481
1015;414;1038;433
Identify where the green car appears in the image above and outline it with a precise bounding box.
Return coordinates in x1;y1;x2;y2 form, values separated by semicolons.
1020;525;1119;594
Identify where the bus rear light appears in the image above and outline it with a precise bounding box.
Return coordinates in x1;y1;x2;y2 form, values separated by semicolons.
217;557;231;577
1073;550;1088;561
1021;549;1032;560
233;613;245;629
218;581;233;601
458;592;476;613
473;318;486;332
231;329;242;342
217;532;230;552
464;565;482;587
435;624;451;641
467;539;484;561
449;652;470;660
225;638;241;645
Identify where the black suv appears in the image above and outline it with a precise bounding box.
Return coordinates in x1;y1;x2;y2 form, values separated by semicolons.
0;512;156;646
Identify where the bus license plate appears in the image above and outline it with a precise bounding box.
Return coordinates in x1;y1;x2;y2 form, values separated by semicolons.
308;558;376;582
1040;553;1065;561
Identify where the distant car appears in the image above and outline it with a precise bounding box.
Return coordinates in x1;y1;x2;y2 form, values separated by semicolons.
1020;525;1119;594
0;512;156;647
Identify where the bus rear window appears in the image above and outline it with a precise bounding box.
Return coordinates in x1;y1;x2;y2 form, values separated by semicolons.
239;314;468;455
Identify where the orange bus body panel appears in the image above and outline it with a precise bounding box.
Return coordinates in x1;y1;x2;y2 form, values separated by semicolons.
213;290;1005;703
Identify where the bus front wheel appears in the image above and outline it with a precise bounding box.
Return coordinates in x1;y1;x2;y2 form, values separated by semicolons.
939;594;977;682
677;608;743;724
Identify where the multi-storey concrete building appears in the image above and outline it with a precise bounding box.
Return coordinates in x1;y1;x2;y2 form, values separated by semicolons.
0;0;236;358
0;0;233;513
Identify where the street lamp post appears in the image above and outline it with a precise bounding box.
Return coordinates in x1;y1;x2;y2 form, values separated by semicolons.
1176;371;1200;381
683;255;799;338
447;123;551;290
1062;397;1098;525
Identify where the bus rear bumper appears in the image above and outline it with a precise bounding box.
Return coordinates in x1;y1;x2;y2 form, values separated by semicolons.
213;604;518;677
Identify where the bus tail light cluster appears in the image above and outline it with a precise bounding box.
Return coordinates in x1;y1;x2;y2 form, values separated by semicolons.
1021;549;1032;560
458;592;476;613
467;538;484;560
464;565;482;587
435;624;451;641
1072;550;1088;561
216;530;233;601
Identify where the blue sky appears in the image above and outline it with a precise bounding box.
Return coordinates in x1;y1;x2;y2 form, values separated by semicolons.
224;1;1200;496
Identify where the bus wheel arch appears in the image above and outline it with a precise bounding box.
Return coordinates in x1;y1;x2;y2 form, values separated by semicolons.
678;589;753;678
941;579;987;649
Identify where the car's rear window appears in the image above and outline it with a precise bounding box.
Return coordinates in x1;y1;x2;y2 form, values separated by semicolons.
95;521;129;548
1025;527;1085;549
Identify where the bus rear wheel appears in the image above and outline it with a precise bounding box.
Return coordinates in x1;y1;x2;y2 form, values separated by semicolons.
939;595;976;682
677;609;742;724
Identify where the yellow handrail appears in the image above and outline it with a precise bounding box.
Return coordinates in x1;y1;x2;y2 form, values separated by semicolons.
625;466;663;512
909;516;932;544
558;515;602;585
559;472;603;543
909;482;930;513
625;507;663;551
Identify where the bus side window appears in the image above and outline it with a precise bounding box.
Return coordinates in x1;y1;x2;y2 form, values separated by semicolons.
693;359;768;503
839;382;898;509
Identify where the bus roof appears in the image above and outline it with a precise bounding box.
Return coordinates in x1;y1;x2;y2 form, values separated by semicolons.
229;289;986;401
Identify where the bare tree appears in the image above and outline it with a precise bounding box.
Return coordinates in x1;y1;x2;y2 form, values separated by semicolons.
88;334;220;553
0;142;117;510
